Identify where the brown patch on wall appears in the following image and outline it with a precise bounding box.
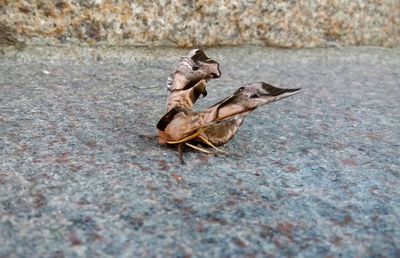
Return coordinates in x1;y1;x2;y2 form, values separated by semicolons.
0;22;26;50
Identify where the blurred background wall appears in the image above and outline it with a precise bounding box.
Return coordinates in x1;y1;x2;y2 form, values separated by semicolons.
1;0;399;49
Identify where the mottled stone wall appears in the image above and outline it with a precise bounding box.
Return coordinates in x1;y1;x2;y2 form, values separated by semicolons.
0;0;399;49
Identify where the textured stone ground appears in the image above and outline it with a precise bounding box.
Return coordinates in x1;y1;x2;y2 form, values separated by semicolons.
1;0;399;48
0;46;399;257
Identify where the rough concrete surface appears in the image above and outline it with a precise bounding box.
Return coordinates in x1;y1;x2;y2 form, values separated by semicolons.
1;0;399;48
0;46;399;257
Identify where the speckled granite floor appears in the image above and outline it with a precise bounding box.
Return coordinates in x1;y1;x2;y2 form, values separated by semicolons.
0;46;399;257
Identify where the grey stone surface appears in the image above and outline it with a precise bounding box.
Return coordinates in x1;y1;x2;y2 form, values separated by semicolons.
0;46;399;257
